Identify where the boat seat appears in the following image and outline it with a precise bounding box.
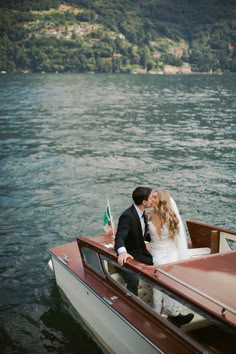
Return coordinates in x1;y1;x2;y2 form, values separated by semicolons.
111;271;127;286
188;247;211;258
111;272;153;306
182;312;210;332
138;279;153;306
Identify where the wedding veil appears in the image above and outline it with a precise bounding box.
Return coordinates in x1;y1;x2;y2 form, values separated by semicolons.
170;197;190;260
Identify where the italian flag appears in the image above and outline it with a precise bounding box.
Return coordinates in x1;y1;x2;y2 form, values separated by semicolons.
103;200;115;236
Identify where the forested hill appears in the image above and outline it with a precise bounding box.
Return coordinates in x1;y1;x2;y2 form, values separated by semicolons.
0;0;236;73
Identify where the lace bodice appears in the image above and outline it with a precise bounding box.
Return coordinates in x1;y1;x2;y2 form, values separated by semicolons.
149;222;178;265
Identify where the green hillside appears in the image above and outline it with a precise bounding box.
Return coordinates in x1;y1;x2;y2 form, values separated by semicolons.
0;0;236;73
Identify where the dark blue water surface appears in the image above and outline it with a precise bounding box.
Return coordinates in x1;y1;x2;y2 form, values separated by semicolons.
0;73;235;353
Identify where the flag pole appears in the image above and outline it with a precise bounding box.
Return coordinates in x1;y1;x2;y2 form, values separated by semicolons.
107;198;115;239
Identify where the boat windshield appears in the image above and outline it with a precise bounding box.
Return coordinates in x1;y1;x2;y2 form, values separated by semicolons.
101;255;236;354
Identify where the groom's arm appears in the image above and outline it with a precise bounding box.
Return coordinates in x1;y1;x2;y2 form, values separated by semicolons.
114;212;132;250
114;213;134;265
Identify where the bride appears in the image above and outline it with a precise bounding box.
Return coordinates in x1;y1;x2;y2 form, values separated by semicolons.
147;190;194;327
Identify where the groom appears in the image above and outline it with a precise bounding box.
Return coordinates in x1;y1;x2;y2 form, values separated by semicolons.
114;186;153;294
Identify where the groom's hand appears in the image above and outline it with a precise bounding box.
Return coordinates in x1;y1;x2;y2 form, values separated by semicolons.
118;251;133;266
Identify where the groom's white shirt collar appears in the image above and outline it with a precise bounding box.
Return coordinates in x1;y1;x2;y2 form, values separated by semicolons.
134;203;143;218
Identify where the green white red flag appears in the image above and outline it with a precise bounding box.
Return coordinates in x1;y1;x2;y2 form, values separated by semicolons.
103;200;115;237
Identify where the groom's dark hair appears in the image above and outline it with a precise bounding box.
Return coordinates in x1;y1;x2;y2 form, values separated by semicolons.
132;186;152;205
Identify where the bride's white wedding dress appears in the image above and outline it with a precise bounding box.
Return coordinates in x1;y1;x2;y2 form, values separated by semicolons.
149;223;178;265
149;198;190;315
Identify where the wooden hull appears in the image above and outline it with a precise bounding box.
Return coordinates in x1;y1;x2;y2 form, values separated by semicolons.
51;255;162;354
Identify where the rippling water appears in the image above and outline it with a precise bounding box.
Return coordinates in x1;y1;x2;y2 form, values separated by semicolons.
0;73;235;353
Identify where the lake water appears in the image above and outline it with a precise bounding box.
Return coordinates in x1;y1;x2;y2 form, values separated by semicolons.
0;73;235;353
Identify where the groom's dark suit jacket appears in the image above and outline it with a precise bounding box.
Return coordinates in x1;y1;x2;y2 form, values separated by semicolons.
114;204;153;265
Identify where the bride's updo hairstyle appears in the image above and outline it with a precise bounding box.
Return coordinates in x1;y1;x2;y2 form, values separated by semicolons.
153;190;179;239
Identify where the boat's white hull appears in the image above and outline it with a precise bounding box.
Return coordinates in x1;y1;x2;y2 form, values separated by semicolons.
51;256;162;354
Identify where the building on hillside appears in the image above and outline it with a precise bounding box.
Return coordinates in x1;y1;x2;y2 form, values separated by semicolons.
164;63;191;74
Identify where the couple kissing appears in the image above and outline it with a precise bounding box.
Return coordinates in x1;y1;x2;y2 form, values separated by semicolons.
114;186;194;327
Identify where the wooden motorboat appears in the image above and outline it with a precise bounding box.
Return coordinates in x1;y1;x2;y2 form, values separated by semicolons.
48;220;236;354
